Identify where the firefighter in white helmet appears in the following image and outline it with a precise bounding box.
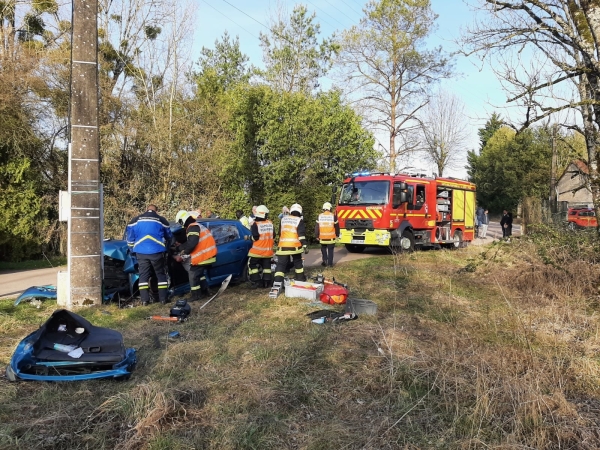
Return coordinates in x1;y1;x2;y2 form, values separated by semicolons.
272;203;307;290
247;205;274;288
315;202;339;267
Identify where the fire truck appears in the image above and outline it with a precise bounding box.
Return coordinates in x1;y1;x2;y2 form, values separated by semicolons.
336;172;476;252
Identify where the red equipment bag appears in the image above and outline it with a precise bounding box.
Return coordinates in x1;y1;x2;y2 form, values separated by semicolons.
320;284;348;305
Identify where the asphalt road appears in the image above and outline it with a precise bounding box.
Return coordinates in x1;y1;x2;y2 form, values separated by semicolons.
0;266;65;299
0;222;521;299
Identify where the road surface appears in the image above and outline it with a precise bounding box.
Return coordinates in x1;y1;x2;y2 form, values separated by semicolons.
0;266;65;299
0;222;520;299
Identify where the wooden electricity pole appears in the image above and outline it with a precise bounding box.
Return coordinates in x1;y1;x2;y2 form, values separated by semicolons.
68;0;102;306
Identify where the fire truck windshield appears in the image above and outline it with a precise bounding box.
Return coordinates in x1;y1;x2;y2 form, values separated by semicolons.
339;181;390;206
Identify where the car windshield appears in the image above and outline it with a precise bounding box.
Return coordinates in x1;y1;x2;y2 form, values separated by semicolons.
339;180;390;206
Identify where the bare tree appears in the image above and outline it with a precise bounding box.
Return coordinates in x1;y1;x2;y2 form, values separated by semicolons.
420;89;468;176
462;0;600;225
338;0;451;172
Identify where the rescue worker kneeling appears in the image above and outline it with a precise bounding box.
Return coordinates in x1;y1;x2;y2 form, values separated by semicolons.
247;205;274;288
174;210;217;301
273;203;307;286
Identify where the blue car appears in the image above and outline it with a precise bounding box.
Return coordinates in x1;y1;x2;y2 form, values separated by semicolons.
15;218;252;305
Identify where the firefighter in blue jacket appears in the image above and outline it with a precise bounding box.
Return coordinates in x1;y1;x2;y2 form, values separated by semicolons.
126;205;173;306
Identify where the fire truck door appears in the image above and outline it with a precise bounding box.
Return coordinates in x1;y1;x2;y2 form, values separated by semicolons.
464;190;475;229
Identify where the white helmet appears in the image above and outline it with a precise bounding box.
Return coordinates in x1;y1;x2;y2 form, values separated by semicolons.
189;210;200;219
175;210;190;225
255;205;269;219
290;203;303;215
322;202;332;211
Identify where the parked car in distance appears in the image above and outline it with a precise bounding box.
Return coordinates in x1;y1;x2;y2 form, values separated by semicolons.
567;207;597;230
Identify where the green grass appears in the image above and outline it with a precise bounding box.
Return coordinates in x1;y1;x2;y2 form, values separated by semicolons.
0;256;66;271
2;239;600;449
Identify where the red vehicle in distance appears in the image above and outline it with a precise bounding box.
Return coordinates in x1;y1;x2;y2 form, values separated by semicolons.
567;207;597;230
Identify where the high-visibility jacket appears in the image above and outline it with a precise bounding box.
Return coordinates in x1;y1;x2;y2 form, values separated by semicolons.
248;220;274;258
240;216;250;229
277;215;305;255
317;211;337;243
126;210;172;255
185;222;217;266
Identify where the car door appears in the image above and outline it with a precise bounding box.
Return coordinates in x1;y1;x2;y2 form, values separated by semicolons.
205;222;251;283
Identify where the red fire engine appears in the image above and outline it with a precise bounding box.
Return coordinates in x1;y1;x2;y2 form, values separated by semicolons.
336;172;476;252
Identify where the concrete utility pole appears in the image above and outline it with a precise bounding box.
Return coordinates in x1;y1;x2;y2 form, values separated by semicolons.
68;0;102;306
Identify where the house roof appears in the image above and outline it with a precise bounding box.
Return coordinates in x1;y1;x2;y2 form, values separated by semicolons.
558;159;588;181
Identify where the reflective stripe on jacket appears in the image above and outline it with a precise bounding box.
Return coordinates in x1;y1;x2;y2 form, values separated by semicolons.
188;222;217;266
277;215;303;254
249;220;274;258
317;211;337;242
126;210;172;255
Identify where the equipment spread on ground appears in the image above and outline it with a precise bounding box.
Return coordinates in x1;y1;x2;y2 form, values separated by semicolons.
306;309;358;324
151;299;191;322
337;172;476;251
200;274;232;309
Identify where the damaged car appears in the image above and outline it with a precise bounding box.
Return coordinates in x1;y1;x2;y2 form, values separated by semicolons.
15;218;252;306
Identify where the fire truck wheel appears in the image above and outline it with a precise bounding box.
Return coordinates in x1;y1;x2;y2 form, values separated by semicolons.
345;244;365;253
452;230;463;249
398;230;415;253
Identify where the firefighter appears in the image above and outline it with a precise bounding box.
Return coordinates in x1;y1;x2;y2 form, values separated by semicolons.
236;209;250;229
174;210;217;301
315;202;339;267
126;205;172;306
272;203;307;294
247;205;274;288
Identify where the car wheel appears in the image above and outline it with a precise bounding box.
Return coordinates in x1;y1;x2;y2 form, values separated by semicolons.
345;244;365;253
567;221;576;231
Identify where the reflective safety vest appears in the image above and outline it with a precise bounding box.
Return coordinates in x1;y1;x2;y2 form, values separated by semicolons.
248;220;274;258
240;216;250;229
318;211;336;242
278;215;302;249
188;222;217;265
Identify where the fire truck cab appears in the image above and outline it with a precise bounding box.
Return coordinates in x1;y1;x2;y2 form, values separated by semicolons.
336;172;476;252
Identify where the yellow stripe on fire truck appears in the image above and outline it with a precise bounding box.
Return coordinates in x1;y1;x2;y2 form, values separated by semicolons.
338;209;382;219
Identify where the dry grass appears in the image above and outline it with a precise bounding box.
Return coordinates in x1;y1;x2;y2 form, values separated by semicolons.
2;230;600;449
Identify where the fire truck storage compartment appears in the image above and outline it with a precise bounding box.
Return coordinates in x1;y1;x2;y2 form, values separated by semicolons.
436;190;451;222
437;226;452;241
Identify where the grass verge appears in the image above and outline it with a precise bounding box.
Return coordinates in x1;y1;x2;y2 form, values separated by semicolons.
0;257;67;271
1;231;600;449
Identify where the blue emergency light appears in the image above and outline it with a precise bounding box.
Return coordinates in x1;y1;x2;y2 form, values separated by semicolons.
350;171;371;177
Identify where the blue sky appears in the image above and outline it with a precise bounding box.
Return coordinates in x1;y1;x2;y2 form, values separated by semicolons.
191;0;515;178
